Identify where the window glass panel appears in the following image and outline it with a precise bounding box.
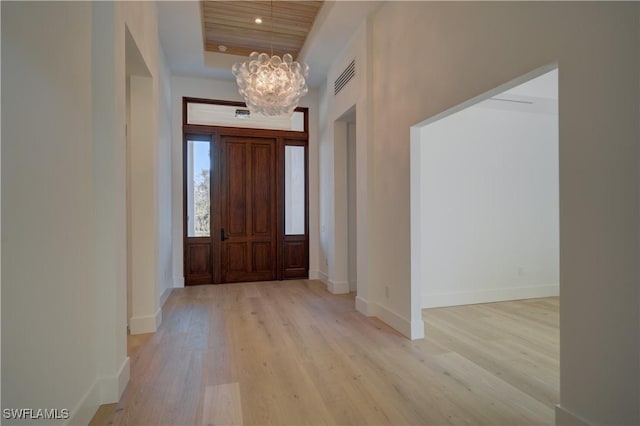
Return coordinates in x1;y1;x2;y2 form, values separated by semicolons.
187;140;210;237
285;145;305;235
187;102;305;132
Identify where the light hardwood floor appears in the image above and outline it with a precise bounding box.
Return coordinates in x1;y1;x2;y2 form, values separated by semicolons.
91;280;558;425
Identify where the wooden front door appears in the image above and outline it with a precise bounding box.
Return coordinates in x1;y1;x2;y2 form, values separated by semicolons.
220;136;278;283
182;98;309;286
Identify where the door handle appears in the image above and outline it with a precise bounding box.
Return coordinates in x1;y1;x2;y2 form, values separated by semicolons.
221;228;229;241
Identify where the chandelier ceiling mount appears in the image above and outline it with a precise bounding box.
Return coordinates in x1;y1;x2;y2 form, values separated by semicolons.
231;1;310;117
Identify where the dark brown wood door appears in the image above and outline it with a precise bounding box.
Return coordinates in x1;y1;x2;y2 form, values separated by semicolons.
220;136;278;283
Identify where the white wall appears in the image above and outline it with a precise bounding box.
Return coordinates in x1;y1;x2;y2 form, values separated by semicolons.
347;122;357;292
170;75;319;285
123;8;173;337
2;3;95;424
93;0;173;410
368;2;639;424
2;1;172;424
419;102;559;308
156;46;174;309
1;1;4;410
317;17;378;316
128;73;158;334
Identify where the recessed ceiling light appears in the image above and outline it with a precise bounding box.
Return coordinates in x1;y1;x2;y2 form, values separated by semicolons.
254;17;263;24
218;45;227;52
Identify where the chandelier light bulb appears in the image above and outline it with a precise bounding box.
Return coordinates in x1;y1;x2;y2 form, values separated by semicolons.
232;52;310;116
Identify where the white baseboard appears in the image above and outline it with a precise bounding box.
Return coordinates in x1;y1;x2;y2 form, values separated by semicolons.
309;269;320;279
129;307;161;334
355;295;373;316
154;307;162;330
318;270;328;283
68;357;130;425
410;318;425;340
372;302;415;339
67;379;101;426
117;356;130;397
328;279;350;294
422;284;559;308
354;296;423;340
349;280;357;292
555;405;590;425
173;275;184;288
159;287;173;308
99;356;130;403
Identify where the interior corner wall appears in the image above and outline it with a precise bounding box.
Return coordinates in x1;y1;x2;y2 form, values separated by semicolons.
371;2;639;424
1;2;97;424
129;74;158;335
157;46;174;308
419;106;559;308
169;76;320;287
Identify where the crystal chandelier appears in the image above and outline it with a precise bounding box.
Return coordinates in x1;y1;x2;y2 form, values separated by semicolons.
231;2;310;116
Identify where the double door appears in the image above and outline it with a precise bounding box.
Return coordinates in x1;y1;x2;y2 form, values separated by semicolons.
184;129;308;285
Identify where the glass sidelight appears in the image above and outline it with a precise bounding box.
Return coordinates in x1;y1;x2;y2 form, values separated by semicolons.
285;145;306;235
282;142;308;279
186;139;211;237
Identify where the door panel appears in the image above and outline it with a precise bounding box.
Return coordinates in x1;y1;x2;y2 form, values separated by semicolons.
252;144;273;236
227;142;247;236
221;136;277;283
226;243;246;273
185;243;212;284
283;237;307;279
252;242;272;272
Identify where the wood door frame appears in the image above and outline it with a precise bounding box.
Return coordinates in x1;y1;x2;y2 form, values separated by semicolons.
182;97;309;285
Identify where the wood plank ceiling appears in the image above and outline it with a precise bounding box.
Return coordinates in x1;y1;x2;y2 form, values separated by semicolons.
201;1;324;59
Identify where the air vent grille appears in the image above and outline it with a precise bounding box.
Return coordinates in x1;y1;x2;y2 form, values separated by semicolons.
334;60;355;95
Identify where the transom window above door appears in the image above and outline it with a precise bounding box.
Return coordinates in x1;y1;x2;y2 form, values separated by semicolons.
185;99;306;132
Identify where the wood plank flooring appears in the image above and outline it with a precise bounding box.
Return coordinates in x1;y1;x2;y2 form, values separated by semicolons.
91;280;558;425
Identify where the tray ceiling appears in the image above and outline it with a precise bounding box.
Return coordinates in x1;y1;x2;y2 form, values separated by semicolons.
201;1;324;59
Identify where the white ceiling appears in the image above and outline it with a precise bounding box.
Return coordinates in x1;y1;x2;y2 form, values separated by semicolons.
475;68;558;115
502;68;558;99
157;1;382;88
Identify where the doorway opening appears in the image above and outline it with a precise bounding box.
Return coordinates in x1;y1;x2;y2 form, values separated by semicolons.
327;106;357;295
182;98;309;285
410;64;559;414
125;27;154;335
